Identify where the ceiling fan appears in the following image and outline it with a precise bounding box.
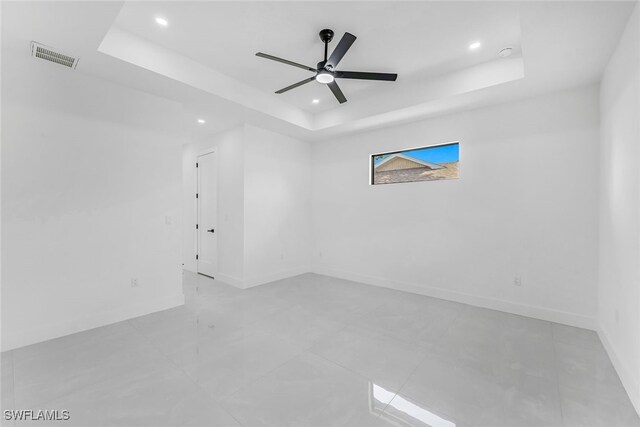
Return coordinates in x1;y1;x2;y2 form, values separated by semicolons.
256;29;398;104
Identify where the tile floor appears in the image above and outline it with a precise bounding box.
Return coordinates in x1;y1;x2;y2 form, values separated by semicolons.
1;272;639;427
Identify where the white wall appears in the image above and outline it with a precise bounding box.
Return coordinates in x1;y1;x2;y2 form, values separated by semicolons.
1;54;185;351
182;124;311;288
598;3;640;414
182;126;245;285
243;125;311;287
312;85;600;328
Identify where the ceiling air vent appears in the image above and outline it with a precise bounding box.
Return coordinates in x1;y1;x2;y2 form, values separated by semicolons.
31;42;79;69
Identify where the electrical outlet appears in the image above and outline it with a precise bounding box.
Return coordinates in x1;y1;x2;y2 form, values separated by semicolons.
130;278;138;287
513;276;522;286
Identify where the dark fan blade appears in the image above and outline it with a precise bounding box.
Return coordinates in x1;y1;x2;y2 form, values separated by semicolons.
325;32;356;70
327;81;347;104
256;52;316;72
335;71;397;81
275;77;316;94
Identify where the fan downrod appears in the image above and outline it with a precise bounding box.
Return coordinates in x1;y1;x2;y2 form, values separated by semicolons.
319;29;334;61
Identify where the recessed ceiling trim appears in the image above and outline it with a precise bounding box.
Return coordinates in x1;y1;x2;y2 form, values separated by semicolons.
98;27;523;134
98;27;313;130
313;55;525;132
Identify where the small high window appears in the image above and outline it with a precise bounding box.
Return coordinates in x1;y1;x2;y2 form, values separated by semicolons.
371;142;459;185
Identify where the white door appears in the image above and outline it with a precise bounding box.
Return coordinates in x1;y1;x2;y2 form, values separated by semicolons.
197;151;218;278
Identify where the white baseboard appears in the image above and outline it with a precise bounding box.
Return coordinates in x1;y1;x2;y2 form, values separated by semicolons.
242;265;311;289
598;326;640;416
183;268;244;288
186;267;310;289
1;293;185;352
215;272;244;288
312;266;596;330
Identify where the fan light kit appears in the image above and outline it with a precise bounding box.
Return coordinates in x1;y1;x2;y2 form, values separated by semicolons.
256;28;398;104
155;17;168;26
315;71;335;84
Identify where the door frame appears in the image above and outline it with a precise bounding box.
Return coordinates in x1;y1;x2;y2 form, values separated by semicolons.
195;148;218;278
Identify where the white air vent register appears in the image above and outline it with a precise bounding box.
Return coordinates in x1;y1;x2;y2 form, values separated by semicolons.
31;42;79;69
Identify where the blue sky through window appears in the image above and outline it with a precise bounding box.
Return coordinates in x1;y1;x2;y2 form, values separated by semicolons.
374;143;459;165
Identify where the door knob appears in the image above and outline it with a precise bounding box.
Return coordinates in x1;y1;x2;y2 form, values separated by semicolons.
207;229;215;233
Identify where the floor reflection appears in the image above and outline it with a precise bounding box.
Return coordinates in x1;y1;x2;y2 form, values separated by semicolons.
373;383;456;427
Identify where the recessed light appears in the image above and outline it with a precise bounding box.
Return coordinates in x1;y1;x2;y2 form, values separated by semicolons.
312;99;320;104
469;41;481;50
197;119;206;124
155;17;168;27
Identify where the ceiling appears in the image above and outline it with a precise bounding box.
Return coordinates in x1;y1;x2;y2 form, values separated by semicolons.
2;1;637;141
112;1;523;113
